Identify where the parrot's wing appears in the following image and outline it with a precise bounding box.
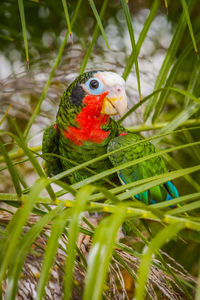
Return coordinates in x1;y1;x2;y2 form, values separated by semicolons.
107;133;179;204
42;124;63;177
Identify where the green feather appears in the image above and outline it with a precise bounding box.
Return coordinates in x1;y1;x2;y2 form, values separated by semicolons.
107;133;168;204
42;124;63;177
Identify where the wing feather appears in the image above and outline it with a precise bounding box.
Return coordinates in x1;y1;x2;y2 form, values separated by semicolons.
107;133;178;204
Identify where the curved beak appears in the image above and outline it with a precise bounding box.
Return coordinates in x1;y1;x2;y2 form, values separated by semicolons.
101;87;127;117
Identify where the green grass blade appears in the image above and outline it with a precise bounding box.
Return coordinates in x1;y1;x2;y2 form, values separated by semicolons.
0;104;12;126
118;165;200;200
125;120;200;133
18;0;29;66
118;164;200;201
159;153;200;192
51;130;200;186
196;260;200;300
122;0;160;80
88;0;109;49
90;158;200;202
63;185;95;300
153;33;200;120
4;194;200;231
114;252;137;280
79;0;108;74
62;0;72;35
167;199;200;215
118;88;163;124
0;141;22;197
121;0;141;100
181;0;197;53
0;193;17;201
169;87;200;105
134;223;185;300
184;55;200;107
23;0;82;140
1;125;193;179
2;122;199;165
154;102;199;144
53;179;76;196
83;205;127;300
96;186;120;203
152;192;200;209
144;0;195;121
71;142;200;190
136;0;159;52
11;120;55;200
120;217;190;296
89;157;200;202
153;85;200;144
0;178;48;284
36;209;70;300
61;198;200;231
183;129;200;162
6;203;65;300
0;145;41;163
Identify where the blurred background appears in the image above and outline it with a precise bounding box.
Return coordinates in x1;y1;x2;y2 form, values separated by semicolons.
0;0;184;129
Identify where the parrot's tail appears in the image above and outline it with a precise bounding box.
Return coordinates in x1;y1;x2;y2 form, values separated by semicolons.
164;181;179;199
134;180;179;205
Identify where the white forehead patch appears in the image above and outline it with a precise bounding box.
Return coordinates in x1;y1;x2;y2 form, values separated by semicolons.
94;71;125;87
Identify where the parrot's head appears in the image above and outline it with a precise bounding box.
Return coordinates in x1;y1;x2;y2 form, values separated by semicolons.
57;71;128;145
81;71;127;117
58;71;127;118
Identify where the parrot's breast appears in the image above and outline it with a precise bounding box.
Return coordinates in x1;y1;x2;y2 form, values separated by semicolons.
62;93;111;146
62;113;110;146
57;117;120;184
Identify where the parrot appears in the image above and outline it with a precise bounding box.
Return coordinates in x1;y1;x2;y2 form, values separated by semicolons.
42;70;179;204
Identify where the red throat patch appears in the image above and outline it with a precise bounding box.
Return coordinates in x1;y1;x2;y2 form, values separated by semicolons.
63;92;110;146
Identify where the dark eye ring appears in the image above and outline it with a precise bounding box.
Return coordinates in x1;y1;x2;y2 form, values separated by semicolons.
89;79;99;89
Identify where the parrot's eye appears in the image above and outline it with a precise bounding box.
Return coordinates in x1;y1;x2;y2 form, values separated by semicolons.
89;79;99;89
85;77;104;95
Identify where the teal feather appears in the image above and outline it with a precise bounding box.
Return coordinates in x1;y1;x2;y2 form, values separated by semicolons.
165;181;179;198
